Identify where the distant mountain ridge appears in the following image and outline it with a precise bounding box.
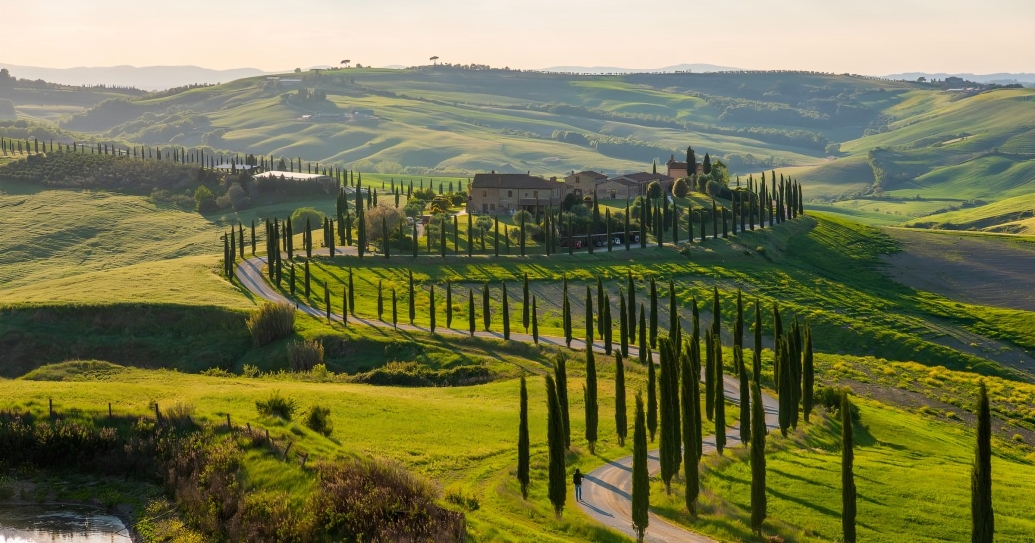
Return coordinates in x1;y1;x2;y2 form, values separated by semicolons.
540;63;740;74
0;64;271;90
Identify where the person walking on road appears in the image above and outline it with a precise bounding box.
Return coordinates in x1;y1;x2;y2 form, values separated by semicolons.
573;468;584;502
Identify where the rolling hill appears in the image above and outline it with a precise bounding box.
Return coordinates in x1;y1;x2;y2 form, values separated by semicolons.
3;66;1035;231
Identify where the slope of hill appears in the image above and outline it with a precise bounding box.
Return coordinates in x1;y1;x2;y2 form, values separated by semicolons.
6;66;1034;233
3;67;931;177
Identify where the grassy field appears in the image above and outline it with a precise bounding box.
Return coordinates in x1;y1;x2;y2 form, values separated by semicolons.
290;213;1033;380
1;344;1032;542
652;397;1035;542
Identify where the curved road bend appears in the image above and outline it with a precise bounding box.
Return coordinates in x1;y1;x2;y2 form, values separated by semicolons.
236;252;781;543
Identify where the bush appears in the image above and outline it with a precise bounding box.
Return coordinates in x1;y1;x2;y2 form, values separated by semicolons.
255;391;298;420
672;178;690;198
290;207;325;230
246;303;295;347
309;458;465;541
305;405;333;436
194;185;216;212
288;339;324;371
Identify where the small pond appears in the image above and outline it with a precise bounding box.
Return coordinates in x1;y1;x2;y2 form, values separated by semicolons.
0;503;131;543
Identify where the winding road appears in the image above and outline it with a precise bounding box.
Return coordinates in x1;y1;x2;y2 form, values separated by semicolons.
236;250;781;543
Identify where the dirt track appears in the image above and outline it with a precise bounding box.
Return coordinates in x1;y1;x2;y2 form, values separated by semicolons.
882;229;1035;312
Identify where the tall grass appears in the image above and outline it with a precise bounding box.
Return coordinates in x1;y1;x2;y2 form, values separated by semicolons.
287;339;323;371
247;302;295;346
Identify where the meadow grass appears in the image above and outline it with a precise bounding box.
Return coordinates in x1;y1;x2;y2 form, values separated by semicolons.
652;398;1035;542
294;213;1030;379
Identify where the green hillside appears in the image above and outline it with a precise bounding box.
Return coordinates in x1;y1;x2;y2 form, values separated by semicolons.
5;68;1035;231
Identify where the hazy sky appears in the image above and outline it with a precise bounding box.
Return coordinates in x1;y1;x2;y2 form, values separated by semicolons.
3;0;1032;74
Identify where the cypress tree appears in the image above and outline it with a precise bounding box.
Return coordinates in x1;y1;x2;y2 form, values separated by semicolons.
624;202;631;251
342;285;348;326
803;323;815;423
842;391;857;543
545;375;567;518
750;381;767;536
467;212;474;257
563;279;572;347
628;271;636;344
429;285;436;333
304;260;311;298
614;352;628;446
638;305;647;365
714;334;726;455
522;273;530;333
250;220;256;255
468;288;475;337
305;217;313;259
659;338;680;494
647;353;658;442
619;290;629;358
585;285;594;347
289;263;296;295
705;330;715;421
690;298;703;456
632;393;650;543
754;299;763;380
778;340;791;437
735;290;744;374
518;376;530;499
554;355;570;449
408;271;415;324
446;280;453;328
584;347;598;453
532;296;539;345
325;286;331;322
739;348;751;446
377;280;384;320
596;277;604;339
519;212;526;256
502;282;511;340
972;381;994;543
681;349;700;516
649;277;658;348
348;269;355;315
482;281;491;331
603;293;613;356
391;288;398;328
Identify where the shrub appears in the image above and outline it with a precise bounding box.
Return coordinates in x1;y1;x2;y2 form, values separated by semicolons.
672;178;689;198
246;303;295;347
305;405;333;436
309;458;465;541
255;391;298;420
290;207;325;229
241;364;260;378
288;340;324;371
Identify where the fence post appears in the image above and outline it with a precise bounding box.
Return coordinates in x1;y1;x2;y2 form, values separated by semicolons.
226;413;232;429
246;422;252;436
265;429;271;444
108;403;112;418
300;452;309;468
283;441;293;460
154;403;161;423
49;398;54;418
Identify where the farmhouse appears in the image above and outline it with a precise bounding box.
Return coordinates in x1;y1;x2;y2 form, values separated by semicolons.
469;172;565;214
666;154;704;178
608;171;674;198
563;170;608;197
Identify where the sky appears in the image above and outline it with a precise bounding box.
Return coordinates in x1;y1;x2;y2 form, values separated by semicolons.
2;0;1032;75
